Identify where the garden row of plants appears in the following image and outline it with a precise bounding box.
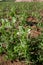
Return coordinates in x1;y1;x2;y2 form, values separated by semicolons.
0;2;43;65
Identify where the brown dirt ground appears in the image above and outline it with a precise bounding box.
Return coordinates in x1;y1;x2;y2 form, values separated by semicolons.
0;55;27;65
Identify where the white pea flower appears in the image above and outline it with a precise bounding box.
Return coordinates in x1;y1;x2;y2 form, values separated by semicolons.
12;17;16;23
1;19;5;23
17;32;20;35
27;29;31;34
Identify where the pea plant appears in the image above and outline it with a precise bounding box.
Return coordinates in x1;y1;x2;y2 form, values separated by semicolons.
0;3;43;65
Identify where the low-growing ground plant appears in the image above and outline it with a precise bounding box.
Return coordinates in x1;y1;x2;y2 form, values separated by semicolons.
0;2;43;65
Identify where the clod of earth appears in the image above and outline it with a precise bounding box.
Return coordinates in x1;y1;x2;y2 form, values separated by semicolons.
40;10;43;17
27;17;38;22
8;16;12;21
30;30;41;38
26;17;38;26
0;55;27;65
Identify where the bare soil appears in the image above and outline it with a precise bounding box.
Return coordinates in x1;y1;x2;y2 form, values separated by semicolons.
0;55;27;65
